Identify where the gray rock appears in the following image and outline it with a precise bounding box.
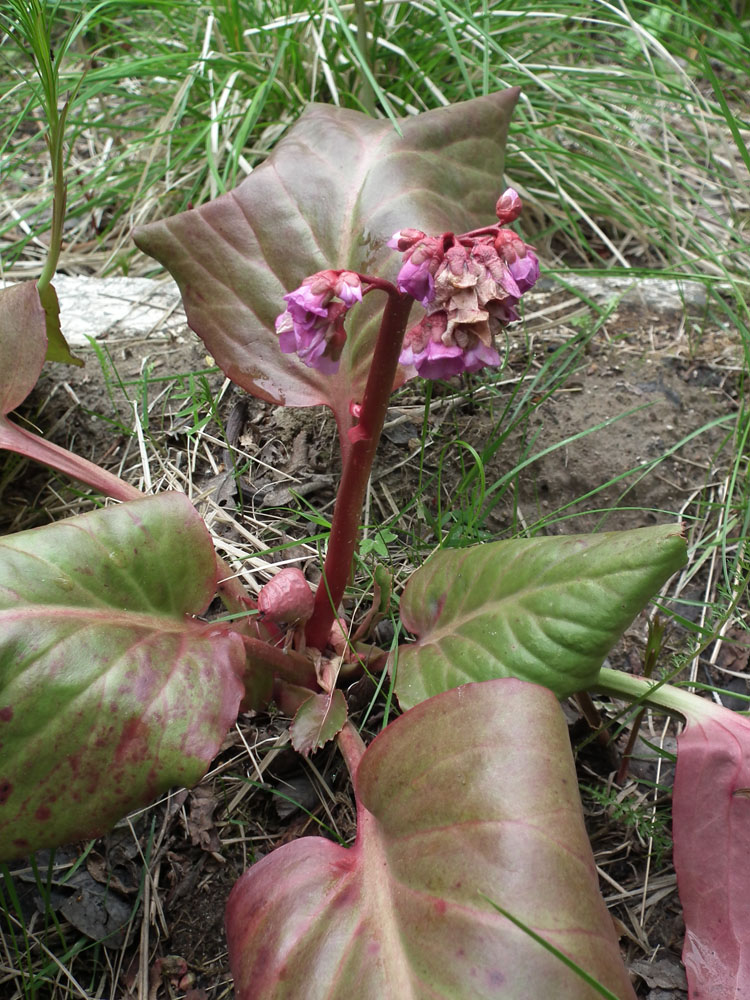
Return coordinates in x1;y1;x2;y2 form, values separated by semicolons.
549;274;707;311
1;275;186;346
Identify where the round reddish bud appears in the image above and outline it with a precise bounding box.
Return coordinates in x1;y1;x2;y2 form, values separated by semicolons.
495;188;523;224
257;568;315;625
387;228;426;251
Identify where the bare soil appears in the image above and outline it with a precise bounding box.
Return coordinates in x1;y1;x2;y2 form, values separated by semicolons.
2;275;745;999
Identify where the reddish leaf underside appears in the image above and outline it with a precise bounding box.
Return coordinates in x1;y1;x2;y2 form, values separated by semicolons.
672;703;750;1000
226;679;635;1000
133;90;519;437
0;280;138;499
0;494;245;859
0;281;48;416
394;523;687;708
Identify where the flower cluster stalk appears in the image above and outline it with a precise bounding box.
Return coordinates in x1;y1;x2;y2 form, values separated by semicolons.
305;290;414;650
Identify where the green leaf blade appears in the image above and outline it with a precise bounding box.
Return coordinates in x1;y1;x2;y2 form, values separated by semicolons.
226;680;635;999
395;524;687;709
290;689;348;757
0;495;245;859
37;281;83;367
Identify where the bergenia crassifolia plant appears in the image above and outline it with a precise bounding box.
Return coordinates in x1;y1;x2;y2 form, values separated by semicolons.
1;89;749;1000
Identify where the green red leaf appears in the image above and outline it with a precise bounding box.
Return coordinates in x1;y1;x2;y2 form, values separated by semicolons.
133;90;519;436
290;689;347;757
226;679;635;999
0;494;244;859
394;524;686;710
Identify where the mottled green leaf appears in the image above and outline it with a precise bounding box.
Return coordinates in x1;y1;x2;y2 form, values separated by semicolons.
0;494;244;860
394;524;686;710
226;680;635;999
133;90;519;434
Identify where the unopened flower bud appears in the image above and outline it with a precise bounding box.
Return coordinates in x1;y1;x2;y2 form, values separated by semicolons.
495;188;523;224
257;568;315;625
334;271;363;307
387;229;426;252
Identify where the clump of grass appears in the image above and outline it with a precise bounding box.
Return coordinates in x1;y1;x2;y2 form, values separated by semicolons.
1;1;748;287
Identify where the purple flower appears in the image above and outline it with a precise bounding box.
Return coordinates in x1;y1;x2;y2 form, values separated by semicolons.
396;256;435;306
284;284;331;319
508;249;539;294
275;270;362;374
399;311;501;380
391;192;539;380
401;336;501;380
390;234;444;307
335;271;363;307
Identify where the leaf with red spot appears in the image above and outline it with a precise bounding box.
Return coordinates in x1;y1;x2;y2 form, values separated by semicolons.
226;679;636;1000
0;494;245;860
133;90;519;438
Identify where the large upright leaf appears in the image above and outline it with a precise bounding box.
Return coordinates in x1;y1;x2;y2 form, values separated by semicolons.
0;494;244;859
394;524;686;710
133;91;519;433
226;679;635;999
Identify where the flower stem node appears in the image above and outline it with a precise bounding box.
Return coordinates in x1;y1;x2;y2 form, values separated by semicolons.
275;270;363;374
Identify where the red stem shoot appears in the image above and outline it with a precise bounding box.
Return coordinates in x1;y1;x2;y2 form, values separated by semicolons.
305;291;414;649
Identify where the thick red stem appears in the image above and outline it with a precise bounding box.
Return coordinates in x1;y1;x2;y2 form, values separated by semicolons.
305;292;413;649
0;416;142;502
0;415;252;613
337;720;367;780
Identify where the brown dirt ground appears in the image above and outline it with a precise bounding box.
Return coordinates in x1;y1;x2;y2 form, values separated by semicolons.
1;276;746;1000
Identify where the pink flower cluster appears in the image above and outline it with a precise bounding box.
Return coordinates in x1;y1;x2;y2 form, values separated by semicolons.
275;269;362;374
389;188;539;380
